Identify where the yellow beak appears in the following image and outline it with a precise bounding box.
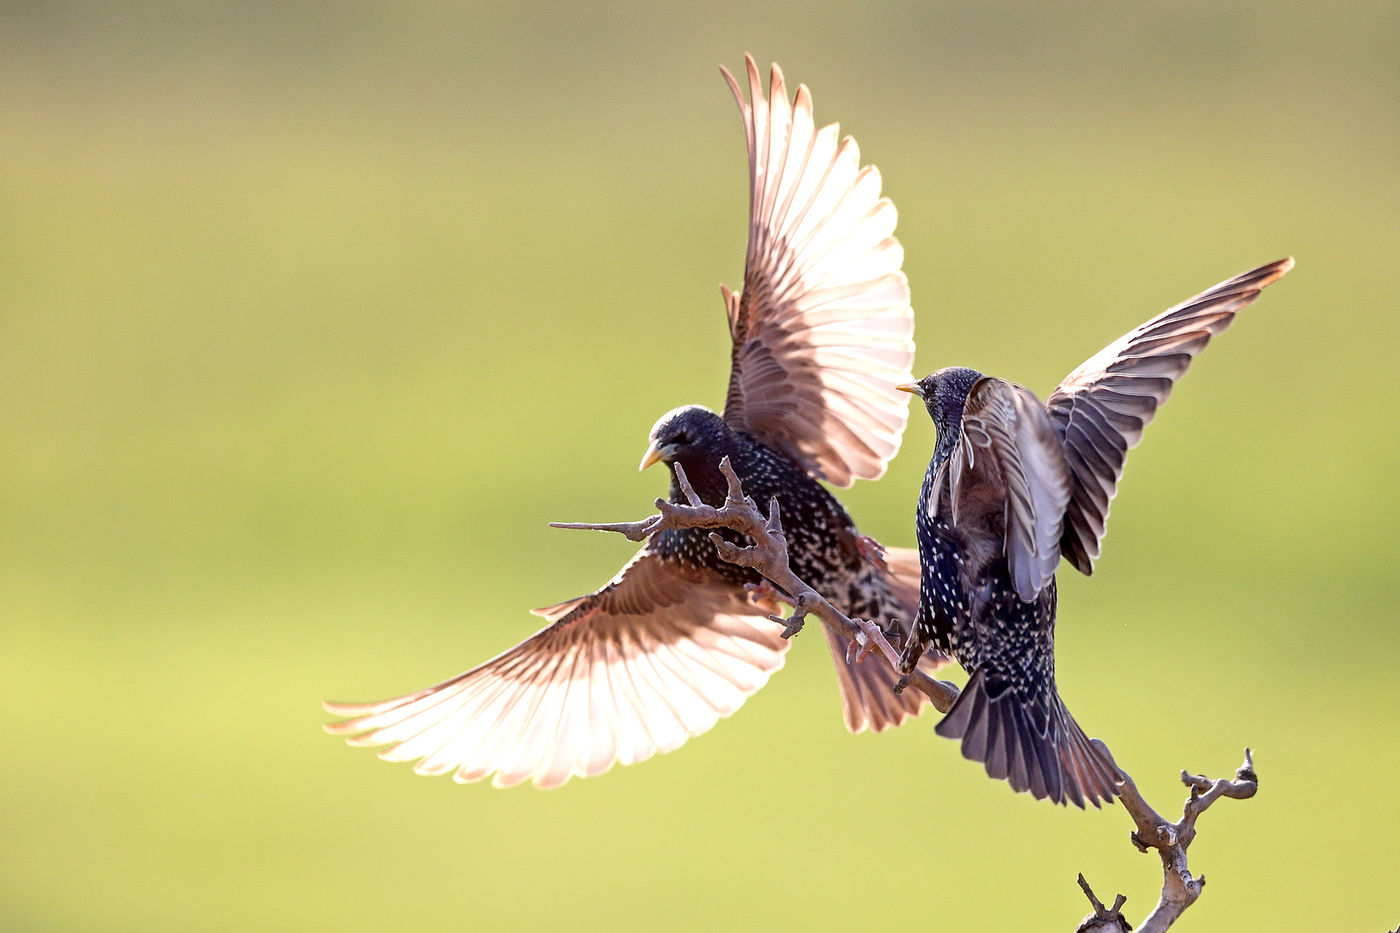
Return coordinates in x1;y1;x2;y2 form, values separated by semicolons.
896;382;922;397
638;440;665;471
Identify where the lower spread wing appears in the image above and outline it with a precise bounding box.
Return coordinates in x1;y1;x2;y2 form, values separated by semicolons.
942;377;1071;602
1045;258;1294;575
323;552;789;789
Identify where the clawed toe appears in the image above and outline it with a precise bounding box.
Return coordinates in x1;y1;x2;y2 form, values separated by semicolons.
845;628;876;665
854;534;889;571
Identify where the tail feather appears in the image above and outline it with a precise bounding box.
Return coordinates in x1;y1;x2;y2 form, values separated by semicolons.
822;624;926;732
935;670;1118;807
823;545;948;733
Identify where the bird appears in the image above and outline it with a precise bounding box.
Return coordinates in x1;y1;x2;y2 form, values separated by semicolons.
323;55;945;788
896;257;1293;806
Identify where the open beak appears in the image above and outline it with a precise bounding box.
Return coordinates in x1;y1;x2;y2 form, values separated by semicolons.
638;440;666;471
896;382;924;398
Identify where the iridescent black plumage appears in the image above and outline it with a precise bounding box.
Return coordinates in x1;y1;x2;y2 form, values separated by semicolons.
902;369;1116;807
651;407;873;589
898;258;1294;806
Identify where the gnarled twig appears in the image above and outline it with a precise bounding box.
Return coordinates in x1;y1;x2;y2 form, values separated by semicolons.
554;460;1258;932
1076;873;1132;931
551;456;959;711
1080;747;1259;932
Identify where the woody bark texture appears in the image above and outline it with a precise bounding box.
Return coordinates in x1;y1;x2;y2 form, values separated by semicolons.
1079;747;1258;932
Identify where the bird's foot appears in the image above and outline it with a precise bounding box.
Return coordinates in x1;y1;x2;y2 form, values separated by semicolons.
895;629;929;677
745;579;789;609
845;616;899;667
854;534;889;572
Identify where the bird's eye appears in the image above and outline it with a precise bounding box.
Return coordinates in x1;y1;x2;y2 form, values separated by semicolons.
674;432;691;445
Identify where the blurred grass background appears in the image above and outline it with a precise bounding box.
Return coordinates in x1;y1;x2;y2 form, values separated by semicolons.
3;1;1397;929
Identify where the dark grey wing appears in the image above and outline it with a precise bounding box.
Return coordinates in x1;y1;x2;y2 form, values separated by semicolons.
940;377;1071;602
1045;258;1294;575
324;552;788;788
718;56;915;488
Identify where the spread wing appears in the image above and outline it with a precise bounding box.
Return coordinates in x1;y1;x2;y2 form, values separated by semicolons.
718;55;915;488
939;377;1071;602
323;552;789;788
1045;257;1294;575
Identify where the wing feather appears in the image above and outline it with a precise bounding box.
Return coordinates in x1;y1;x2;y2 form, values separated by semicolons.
324;552;789;788
944;378;1072;602
718;56;915;487
1046;258;1293;574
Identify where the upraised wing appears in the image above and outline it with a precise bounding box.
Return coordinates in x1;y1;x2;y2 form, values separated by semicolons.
1045;258;1294;575
324;552;788;788
719;55;915;488
938;377;1071;602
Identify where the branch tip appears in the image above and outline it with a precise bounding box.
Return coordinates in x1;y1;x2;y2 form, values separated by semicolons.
1076;873;1132;931
548;516;660;542
674;462;701;506
1236;748;1257;784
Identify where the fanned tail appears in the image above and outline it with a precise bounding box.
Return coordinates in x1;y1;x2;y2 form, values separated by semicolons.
822;624;926;732
934;670;1119;807
824;545;947;733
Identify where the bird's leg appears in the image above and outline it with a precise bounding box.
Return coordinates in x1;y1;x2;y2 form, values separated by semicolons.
892;627;931;694
853;533;889;572
744;578;790;609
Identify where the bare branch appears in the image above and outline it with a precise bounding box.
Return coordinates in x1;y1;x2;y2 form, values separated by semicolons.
674;461;702;506
1076;873;1132;932
548;516;661;542
553;463;1259;932
1084;745;1260;932
551;457;960;712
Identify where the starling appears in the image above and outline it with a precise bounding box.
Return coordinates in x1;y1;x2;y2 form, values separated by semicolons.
324;56;943;788
897;257;1293;806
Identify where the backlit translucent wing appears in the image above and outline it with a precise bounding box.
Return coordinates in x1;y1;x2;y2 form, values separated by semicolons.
1045;258;1294;575
719;55;915;487
324;552;788;788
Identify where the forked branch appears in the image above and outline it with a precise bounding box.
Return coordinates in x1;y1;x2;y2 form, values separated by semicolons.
1078;747;1259;932
554;460;1258;932
552;456;959;711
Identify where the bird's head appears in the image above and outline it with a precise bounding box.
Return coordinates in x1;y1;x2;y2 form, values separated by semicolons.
639;405;736;478
898;367;983;454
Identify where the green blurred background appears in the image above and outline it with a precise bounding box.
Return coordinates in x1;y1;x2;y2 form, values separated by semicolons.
3;1;1396;929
